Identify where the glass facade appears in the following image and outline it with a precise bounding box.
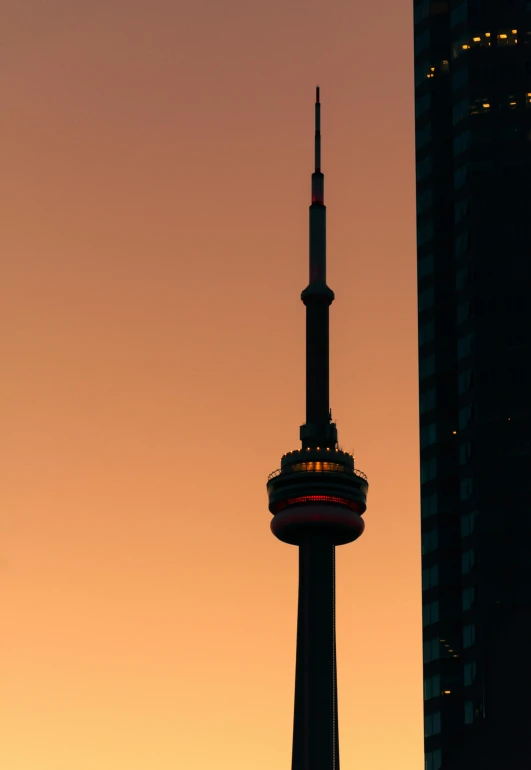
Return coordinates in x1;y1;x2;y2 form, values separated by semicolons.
414;1;531;767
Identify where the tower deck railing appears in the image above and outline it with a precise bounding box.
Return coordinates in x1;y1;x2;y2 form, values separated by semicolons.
267;467;368;483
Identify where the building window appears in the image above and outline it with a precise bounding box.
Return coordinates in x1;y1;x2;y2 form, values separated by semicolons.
422;529;438;554
425;711;441;737
423;564;439;591
454;130;471;155
419;320;435;346
418;253;434;279
418;220;434;247
416;92;432;118
464;660;476;686
424;674;441;701
458;369;473;395
421;457;437;483
460;477;474;501
454;198;470;224
454;164;469;189
420;354;436;381
461;510;477;537
417;157;433;181
421;423;437;448
415;28;431;55
420;388;436;416
416;123;432;150
453;97;469;124
421;491;437;519
456;230;471;256
452;64;469;91
450;0;466;26
417;189;434;216
459;441;472;465
423;637;440;663
457;300;470;324
456;266;468;291
464;701;474;724
419;287;435;312
414;0;430;23
462;549;475;574
458;333;474;359
462;586;476;611
463;623;476;648
423;600;440;627
426;749;442;770
458;404;472;429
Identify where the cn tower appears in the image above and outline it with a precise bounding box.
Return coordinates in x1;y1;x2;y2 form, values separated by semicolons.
266;88;369;770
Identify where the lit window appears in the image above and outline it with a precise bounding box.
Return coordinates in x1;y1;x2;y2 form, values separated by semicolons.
462;586;476;611
422;529;438;555
464;660;476;686
424;674;441;701
424;711;441;737
291;462;346;473
463;623;476;648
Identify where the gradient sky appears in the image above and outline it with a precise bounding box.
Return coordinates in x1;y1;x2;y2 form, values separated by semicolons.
2;1;420;768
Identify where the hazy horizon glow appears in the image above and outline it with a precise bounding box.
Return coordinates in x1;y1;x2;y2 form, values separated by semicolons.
2;1;421;768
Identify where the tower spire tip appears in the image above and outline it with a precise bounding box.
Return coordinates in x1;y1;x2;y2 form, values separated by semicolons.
316;86;320;103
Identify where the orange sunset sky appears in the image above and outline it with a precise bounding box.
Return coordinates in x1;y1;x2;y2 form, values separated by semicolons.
2;1;421;768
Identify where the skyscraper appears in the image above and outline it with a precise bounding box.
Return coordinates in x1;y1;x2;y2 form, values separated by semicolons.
266;89;368;770
414;2;531;768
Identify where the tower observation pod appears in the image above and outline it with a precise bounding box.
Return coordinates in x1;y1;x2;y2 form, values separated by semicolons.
266;88;368;770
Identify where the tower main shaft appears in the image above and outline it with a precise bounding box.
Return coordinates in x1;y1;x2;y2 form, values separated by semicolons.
266;88;368;770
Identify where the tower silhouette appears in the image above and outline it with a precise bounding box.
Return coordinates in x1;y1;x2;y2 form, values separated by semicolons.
266;88;369;770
